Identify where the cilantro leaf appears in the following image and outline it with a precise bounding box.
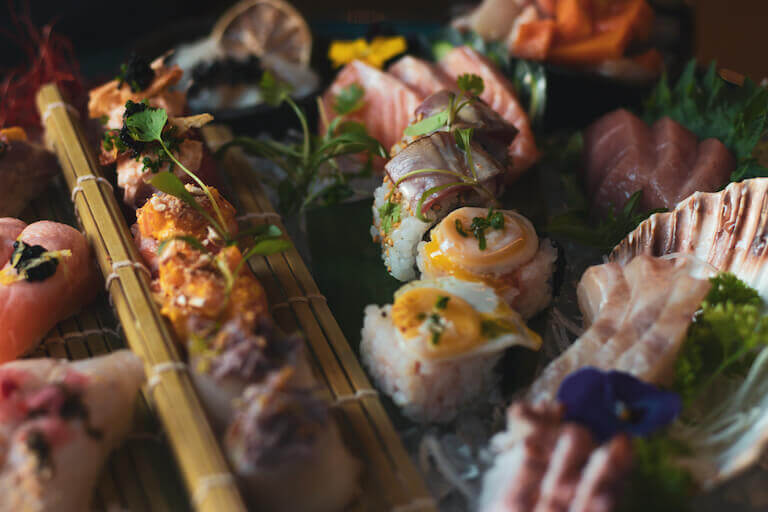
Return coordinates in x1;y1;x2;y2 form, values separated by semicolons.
125;107;167;142
333;84;365;116
378;199;402;235
260;71;293;107
457;73;484;96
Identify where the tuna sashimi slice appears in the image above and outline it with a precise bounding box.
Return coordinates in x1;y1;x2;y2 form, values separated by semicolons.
440;46;540;179
388;55;457;98
320;60;423;155
0;221;99;362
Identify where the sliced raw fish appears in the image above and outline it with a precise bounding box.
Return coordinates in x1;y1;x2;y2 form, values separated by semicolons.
582;109;735;213
439;46;540;178
479;401;633;512
385;132;505;217
527;255;710;403
0;221;99;362
388;55;456;98
0;350;144;512
319;60;423;154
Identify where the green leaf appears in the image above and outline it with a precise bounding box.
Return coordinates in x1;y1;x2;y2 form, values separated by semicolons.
333;84;365;116
378;199;402;235
260;71;293;107
148;172;223;234
457;73;484;96
243;238;292;258
125;107;167;142
404;109;449;137
234;224;283;241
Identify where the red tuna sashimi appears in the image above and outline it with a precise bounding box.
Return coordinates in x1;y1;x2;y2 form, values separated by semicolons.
583;109;735;213
439;46;540;179
388;56;456;98
320;60;423;155
0;219;27;263
0;221;99;362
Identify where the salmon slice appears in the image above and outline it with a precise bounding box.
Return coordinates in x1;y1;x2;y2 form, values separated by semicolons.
388;56;456;98
439;46;540;179
0;219;27;263
0;221;99;362
0;350;144;512
319;60;423;155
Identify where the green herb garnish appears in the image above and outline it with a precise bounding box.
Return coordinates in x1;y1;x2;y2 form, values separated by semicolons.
403;74;485;138
674;273;768;405
435;295;450;310
455;219;468;237
467;207;505;251
124;105;230;239
378;199;402;235
218;72;386;214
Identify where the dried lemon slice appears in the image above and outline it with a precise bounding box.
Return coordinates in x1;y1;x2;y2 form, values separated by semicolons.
211;0;312;66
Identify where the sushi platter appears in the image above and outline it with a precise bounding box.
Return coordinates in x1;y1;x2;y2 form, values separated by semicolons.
2;0;768;511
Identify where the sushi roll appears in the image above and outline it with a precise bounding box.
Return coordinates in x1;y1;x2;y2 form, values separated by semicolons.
417;207;557;319
361;277;541;422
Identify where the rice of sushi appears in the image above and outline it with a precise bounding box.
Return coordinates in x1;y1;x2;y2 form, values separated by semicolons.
361;303;502;423
371;180;433;282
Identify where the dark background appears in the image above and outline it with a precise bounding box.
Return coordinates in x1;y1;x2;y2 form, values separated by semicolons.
1;0;767;79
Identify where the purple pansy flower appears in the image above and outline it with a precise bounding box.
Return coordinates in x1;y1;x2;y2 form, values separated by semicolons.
556;367;682;442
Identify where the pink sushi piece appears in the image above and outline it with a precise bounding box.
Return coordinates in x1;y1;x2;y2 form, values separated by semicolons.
388;55;457;98
319;60;423;156
439;46;540;179
0;221;99;362
582;109;736;213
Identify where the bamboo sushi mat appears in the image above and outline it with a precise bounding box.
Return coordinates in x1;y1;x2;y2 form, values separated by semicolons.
33;83;435;511
20;176;190;512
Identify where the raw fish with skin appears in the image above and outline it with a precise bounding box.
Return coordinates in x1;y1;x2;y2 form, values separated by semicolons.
385;132;505;217
440;46;540;178
582;109;735;213
0;350;144;512
0;139;59;218
388;55;457;98
319;60;422;155
0;221;99;363
527;255;710;403
479;401;633;512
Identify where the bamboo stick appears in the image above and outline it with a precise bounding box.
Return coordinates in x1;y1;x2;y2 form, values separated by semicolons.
36;84;245;512
206;125;436;511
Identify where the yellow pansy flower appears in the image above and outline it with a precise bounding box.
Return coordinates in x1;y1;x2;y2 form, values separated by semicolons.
328;36;407;69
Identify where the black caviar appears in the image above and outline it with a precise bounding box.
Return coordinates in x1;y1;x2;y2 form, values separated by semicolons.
116;53;155;93
10;240;59;282
119;100;149;156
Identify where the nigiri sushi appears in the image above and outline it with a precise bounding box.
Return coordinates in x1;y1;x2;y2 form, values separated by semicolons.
0;350;144;512
0;220;99;363
417;207;556;319
361;277;541;422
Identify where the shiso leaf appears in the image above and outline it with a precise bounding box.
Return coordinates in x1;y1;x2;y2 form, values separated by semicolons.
333;84;365;116
644;59;768;181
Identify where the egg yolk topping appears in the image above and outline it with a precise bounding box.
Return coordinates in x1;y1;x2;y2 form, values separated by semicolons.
391;287;488;359
424;207;538;278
